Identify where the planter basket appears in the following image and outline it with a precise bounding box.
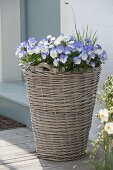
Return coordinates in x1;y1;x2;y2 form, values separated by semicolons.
23;63;101;161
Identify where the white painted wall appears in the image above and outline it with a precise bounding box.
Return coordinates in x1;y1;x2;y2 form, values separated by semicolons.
61;0;113;139
0;0;22;82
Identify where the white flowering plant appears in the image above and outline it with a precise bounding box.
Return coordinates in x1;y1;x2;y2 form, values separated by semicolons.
90;76;113;170
15;34;107;73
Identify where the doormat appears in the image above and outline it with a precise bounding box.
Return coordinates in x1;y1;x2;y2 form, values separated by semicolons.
0;114;26;131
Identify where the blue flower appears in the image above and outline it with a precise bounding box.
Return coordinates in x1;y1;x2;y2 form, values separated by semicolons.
40;45;49;55
99;50;107;62
50;48;58;58
27;47;34;55
18;50;27;58
56;45;65;54
64;46;72;55
73;56;82;65
89;52;96;59
28;37;37;46
79;51;88;61
20;41;28;48
85;38;92;44
72;41;84;52
96;44;102;50
53;58;60;67
60;54;68;64
84;44;95;53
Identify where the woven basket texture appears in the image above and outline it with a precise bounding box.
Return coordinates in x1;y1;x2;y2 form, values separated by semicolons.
23;66;101;161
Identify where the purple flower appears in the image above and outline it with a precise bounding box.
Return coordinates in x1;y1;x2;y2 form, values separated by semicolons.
64;46;72;55
40;45;49;55
27;47;34;55
56;45;65;54
99;50;107;62
53;58;60;67
73;56;82;65
60;54;68;64
84;44;96;53
89;52;96;59
28;37;37;46
79;51;88;61
96;44;102;50
85;38;92;44
71;41;84;52
20;41;28;48
18;50;27;58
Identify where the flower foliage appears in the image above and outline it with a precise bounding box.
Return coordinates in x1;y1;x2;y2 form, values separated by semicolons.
90;76;113;170
15;34;107;72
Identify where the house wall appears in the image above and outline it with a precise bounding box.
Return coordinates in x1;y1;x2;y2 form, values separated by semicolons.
61;0;113;139
27;0;60;39
0;0;22;82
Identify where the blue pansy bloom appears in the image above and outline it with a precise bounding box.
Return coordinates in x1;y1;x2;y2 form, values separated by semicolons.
99;50;107;62
60;54;68;64
69;35;76;41
80;51;88;61
96;44;102;50
89;52;96;59
27;47;34;55
18;50;27;58
40;45;49;55
64;46;72;55
72;41;84;52
33;46;41;54
53;58;60;67
85;38;92;44
28;37;37;46
20;41;28;48
56;45;65;54
73;56;82;65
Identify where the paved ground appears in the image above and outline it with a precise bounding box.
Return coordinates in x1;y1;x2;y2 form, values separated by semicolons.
0;127;93;170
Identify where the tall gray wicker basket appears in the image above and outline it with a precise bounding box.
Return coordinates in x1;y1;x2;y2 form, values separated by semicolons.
23;63;101;161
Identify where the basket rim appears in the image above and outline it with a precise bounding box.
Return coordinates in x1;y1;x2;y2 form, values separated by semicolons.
23;65;101;76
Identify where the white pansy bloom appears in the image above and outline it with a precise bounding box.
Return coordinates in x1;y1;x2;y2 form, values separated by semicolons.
81;53;88;61
51;37;56;41
104;122;113;135
33;47;40;54
54;40;61;46
99;109;109;123
49;44;54;49
67;41;75;45
50;49;58;59
53;58;59;67
95;49;103;55
63;35;70;42
41;54;46;60
47;35;52;39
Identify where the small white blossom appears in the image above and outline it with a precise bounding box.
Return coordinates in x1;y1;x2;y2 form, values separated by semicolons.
104;122;113;135
98;109;109;123
47;35;52;39
50;49;58;58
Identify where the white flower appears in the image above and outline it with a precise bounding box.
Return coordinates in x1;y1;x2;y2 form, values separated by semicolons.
104;122;113;135
41;54;46;60
33;46;40;54
63;35;70;42
53;58;59;67
51;37;56;41
50;49;58;58
67;41;75;45
81;53;88;61
98;109;109;123
54;40;61;46
47;35;52;39
49;44;54;49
